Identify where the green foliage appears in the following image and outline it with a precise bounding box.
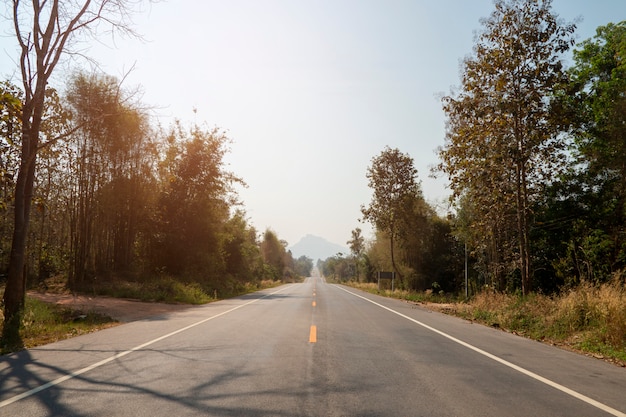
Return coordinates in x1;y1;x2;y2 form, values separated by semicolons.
565;21;626;280
529;21;626;290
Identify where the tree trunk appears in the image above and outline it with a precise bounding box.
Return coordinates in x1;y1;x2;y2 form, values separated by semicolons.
2;122;39;347
516;159;531;295
389;228;402;290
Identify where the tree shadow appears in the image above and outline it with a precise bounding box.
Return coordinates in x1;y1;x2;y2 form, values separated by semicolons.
0;343;371;416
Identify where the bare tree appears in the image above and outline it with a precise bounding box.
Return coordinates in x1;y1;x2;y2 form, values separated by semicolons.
2;0;143;348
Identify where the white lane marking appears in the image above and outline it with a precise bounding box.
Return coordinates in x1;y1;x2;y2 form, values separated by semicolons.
0;285;293;408
335;285;626;417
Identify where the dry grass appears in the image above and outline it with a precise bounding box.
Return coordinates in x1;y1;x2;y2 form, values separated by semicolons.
552;281;626;350
441;280;626;365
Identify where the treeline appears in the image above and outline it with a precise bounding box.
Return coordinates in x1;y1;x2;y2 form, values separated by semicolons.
0;73;312;294
322;2;626;296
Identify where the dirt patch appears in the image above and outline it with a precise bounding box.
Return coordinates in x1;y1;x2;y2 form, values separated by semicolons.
28;291;195;322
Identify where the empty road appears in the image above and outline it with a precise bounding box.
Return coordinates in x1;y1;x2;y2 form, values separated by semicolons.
1;277;625;416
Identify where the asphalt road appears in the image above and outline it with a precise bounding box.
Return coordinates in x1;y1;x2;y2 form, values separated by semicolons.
1;277;625;416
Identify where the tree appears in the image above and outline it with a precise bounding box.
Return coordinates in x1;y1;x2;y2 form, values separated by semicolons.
361;146;420;287
437;0;575;294
2;0;144;348
347;227;365;281
566;22;626;280
151;122;242;278
260;229;287;280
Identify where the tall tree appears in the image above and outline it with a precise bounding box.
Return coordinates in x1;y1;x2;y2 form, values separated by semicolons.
347;227;365;281
260;229;287;280
361;146;420;286
2;0;143;348
31;87;72;283
437;0;575;294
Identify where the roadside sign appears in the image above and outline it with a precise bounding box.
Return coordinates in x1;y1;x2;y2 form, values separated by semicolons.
377;271;395;291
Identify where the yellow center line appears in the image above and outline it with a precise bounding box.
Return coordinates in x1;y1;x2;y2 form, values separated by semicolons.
310;280;318;343
309;325;317;343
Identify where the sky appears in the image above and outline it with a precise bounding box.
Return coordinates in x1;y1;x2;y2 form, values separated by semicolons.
1;0;625;248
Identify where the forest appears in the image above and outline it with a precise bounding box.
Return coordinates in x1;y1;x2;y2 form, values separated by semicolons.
1;0;625;349
321;3;626;299
0;72;313;291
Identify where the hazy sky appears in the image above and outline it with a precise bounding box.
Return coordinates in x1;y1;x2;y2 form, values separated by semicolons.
1;1;625;248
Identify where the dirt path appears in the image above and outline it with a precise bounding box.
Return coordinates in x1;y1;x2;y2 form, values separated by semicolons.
28;291;195;322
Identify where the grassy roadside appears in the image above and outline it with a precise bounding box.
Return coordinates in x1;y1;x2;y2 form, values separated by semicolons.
346;280;626;367
1;277;283;355
0;297;119;354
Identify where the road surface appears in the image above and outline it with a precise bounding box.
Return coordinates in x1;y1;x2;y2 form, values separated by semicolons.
1;277;625;416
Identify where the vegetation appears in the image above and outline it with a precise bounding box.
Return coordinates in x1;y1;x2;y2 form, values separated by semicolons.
437;0;576;295
320;0;625;358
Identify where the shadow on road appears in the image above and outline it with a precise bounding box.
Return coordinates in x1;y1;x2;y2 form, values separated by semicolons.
0;343;359;416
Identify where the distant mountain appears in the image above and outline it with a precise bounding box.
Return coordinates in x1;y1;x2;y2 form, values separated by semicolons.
288;234;349;261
